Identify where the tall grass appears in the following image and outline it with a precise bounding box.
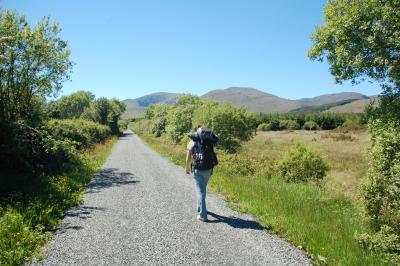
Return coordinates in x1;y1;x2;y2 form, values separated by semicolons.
132;121;385;265
0;137;117;266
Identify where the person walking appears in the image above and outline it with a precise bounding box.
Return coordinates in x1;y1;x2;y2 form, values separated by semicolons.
186;125;218;222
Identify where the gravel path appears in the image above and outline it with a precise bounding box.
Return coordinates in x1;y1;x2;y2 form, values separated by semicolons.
34;130;310;266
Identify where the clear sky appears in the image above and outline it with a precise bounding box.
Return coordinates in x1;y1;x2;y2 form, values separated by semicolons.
2;0;381;100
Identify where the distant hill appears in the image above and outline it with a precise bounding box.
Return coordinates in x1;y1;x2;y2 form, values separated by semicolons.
289;99;359;113
123;92;181;118
201;87;296;113
296;92;368;106
201;87;369;113
325;96;379;113
122;87;372;118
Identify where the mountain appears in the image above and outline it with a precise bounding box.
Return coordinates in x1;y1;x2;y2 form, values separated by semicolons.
201;87;297;113
122;87;371;118
123;92;181;118
297;92;369;106
325;96;379;113
201;87;369;113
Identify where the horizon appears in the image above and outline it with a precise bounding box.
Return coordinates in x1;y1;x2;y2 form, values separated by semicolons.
2;0;382;100
125;87;376;101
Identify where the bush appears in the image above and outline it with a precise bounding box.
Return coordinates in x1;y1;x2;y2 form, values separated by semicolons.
193;101;256;152
45;119;111;149
118;119;129;132
277;143;329;183
258;123;272;131
359;119;400;262
303;121;319;130
0;211;48;265
0;121;78;193
279;120;300;130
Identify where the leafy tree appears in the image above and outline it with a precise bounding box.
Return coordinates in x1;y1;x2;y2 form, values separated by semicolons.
309;0;400;261
108;98;126;134
0;10;72;125
308;0;400;120
193;100;256;152
165;95;200;143
48;91;95;119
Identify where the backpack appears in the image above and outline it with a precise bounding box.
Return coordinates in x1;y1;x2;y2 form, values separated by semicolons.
188;129;219;171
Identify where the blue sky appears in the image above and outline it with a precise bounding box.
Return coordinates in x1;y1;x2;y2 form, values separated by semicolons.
2;0;381;100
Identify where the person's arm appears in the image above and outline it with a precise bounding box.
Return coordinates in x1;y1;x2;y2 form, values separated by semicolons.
185;150;191;175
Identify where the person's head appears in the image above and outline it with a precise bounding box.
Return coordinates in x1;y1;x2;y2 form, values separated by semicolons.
195;124;203;135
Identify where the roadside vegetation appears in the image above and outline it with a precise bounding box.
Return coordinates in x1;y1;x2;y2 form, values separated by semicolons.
0;10;126;265
130;93;387;264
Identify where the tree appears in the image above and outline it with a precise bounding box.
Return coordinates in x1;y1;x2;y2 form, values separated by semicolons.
49;90;95;119
193;100;256;152
0;9;72;125
308;0;400;93
309;0;400;261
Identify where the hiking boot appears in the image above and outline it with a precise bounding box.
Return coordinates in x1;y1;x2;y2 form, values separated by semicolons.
197;215;208;222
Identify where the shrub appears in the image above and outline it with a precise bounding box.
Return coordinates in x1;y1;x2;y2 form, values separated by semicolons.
166;106;193;143
303;121;319;130
279;120;300;130
0;211;48;266
0;121;78;193
359;119;400;263
118;119;129;132
193;101;256;152
277;143;329;183
258;123;272;131
45;119;111;148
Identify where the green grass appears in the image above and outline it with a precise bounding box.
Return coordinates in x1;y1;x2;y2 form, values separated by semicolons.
0;137;117;266
131;121;386;265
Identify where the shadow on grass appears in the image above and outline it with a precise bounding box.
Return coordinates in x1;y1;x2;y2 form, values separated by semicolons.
207;211;265;231
86;168;139;193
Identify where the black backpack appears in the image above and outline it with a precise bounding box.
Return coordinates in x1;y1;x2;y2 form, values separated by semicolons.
189;129;219;171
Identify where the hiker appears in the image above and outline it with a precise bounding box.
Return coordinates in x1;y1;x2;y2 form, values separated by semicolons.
186;125;218;222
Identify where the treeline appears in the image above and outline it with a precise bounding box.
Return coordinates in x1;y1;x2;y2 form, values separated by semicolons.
256;112;366;131
142;95;256;152
0;9;127;264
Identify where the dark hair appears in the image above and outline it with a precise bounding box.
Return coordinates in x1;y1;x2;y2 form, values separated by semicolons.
194;124;202;131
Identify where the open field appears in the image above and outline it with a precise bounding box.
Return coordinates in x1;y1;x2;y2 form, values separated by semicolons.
243;129;369;200
131;120;385;265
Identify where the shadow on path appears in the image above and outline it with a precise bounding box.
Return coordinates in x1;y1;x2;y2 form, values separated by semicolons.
86;168;139;193
207;211;265;231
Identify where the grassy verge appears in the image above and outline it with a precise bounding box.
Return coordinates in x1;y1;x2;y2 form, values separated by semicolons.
131;121;385;265
0;137;117;266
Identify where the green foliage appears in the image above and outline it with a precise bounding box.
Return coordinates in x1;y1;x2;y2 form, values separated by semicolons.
277;143;329;183
279;120;300;130
0;121;78;193
257;123;272;131
303;121;319;130
166;106;193;143
358;225;400;264
144;103;171;137
45;119;111;149
80;97;126;134
0;211;48;266
308;0;400;91
257;112;353;130
48;91;95;119
0;9;72;125
360;119;400;262
193;100;256;152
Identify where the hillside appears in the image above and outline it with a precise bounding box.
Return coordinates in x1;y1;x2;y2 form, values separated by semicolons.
123;92;181;118
325;97;379;113
122;87;371;118
201;87;297;113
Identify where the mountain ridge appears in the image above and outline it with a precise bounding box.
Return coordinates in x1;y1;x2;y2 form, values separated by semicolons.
123;87;371;117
